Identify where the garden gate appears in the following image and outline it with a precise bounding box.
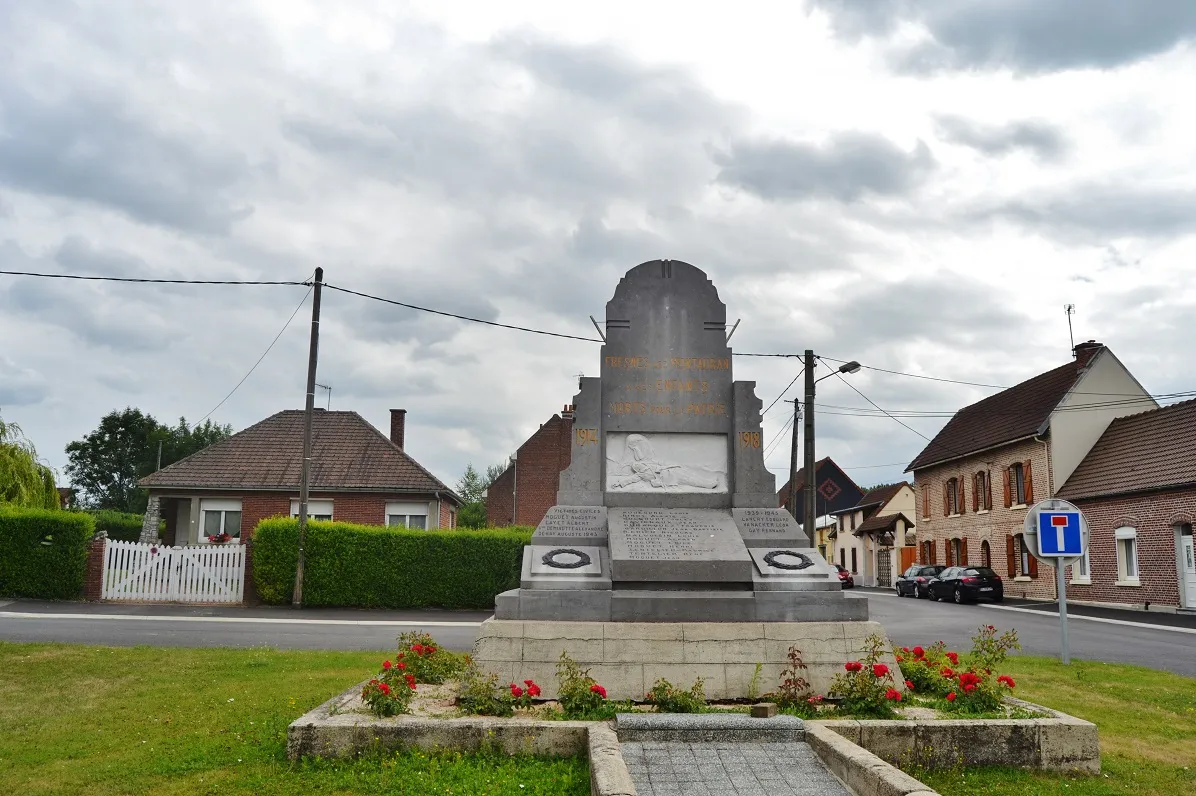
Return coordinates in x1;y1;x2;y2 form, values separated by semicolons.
101;540;246;603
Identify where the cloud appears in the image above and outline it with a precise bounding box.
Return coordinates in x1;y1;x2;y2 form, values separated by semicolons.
715;133;936;202
933;115;1068;161
811;0;1196;73
0;356;48;406
978;184;1196;242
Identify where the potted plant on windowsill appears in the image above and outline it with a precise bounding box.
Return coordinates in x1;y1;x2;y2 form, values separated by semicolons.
206;532;232;545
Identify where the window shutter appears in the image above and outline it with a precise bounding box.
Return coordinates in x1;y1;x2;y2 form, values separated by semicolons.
958;479;966;515
943;484;950;517
930;542;937;565
1023;459;1035;504
972;475;979;512
1028;548;1039;578
1003;468;1012;508
986;472;993;510
1006;535;1016;578
961;537;969;566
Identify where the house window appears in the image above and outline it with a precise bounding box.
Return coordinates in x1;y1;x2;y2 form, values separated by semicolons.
945;478;959;515
386;502;429;530
1020;535;1031;575
850;513;857;531
975;471;990;511
922;540;935;565
980;540;991;567
851;547;858;573
449;509;457;529
290;499;333;521
921;485;930;519
1073;548;1090;583
951;538;962;566
199;499;242;544
1010;463;1026;506
1116;527;1139;584
840;547;846;568
818;544;827;561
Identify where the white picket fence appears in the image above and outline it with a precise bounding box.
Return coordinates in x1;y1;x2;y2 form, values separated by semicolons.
102;540;246;604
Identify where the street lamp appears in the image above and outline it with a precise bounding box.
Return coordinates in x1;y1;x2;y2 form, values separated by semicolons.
804;354;861;546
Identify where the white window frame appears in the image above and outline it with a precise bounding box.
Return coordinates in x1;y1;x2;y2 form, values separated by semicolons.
1115;527;1140;586
199;499;243;544
386;501;429;530
1071;547;1091;585
291;499;333;522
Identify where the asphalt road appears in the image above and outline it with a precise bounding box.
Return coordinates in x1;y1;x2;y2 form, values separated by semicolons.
1;594;1193;676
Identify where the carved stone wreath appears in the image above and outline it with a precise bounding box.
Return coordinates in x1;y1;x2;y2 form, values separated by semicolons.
541;548;593;569
763;550;814;571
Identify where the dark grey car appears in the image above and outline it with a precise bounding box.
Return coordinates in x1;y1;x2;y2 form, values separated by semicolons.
894;564;945;598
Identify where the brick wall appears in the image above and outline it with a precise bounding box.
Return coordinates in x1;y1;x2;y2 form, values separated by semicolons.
1065;486;1195;609
486;413;574;527
83;536;106;601
914;437;1058;600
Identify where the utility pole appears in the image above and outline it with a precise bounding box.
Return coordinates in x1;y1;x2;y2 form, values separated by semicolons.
292;267;323;608
786;399;801;519
156;440;163;472
1065;304;1076;356
803;350;817;542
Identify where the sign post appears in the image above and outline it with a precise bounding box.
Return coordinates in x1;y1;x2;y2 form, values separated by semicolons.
1023;498;1089;665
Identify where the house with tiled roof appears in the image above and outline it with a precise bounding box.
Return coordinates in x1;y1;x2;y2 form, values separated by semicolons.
776;457;864;525
139;408;463;549
907;341;1157;601
830;482;917;588
1055;398;1196;611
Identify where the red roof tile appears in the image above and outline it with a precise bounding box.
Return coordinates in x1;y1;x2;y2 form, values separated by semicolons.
1056;398;1196;501
139;410;459;500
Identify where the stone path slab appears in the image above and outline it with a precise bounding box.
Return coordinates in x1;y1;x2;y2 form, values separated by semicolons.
620;740;850;796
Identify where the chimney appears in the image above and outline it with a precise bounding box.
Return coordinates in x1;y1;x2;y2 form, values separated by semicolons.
562;403;575;420
1073;340;1103;368
389;409;406;450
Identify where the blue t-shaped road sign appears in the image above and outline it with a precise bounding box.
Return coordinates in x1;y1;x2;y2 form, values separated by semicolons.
1038;511;1083;557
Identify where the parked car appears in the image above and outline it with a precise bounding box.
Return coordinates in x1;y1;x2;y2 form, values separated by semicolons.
894;564;946;598
835;564;855;589
927;566;1004;604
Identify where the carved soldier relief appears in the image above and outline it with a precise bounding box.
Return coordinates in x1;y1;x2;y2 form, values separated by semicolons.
605;432;727;493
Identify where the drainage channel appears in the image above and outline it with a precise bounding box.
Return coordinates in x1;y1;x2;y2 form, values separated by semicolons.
614;714;849;796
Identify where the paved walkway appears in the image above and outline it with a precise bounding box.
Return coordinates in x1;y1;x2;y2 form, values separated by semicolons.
620;741;849;796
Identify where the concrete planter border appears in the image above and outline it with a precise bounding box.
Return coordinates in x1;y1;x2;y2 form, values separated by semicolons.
810;697;1100;774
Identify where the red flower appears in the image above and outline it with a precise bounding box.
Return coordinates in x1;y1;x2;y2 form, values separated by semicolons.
404;674;416;689
397;662;406;670
383;660;392;670
997;675;1016;688
905;680;915;690
369;679;378;685
510;684;524;698
527;682;542;697
872;663;890;678
895;655;904;663
946;692;957;702
940;667;955;678
912;646;925;658
945;652;959;665
885;688;902;701
964;684;976;693
379;683;391;696
844;661;863;672
426;647;436;655
900;647;910;654
590;684;607;699
411;644;424;654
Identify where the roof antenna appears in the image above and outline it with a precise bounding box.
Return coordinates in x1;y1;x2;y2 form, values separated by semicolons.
315;383;332;409
1064;305;1076;357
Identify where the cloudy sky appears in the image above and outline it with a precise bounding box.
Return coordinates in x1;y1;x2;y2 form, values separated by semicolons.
3;0;1196;497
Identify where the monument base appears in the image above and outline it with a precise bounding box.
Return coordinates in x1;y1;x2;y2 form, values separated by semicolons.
496;587;867;623
472;617;900;701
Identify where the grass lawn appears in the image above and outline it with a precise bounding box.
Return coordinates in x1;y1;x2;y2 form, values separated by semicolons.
915;655;1196;796
0;642;589;796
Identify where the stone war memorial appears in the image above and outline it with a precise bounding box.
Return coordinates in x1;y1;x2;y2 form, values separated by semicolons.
475;259;896;700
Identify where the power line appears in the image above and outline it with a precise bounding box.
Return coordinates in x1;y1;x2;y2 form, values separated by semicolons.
323;283;603;343
195;283;314;424
830;369;935;446
763;409;796;460
762;367;805;416
0;269;308;286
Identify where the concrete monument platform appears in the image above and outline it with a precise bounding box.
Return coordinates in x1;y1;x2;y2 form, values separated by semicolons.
475;259;890;698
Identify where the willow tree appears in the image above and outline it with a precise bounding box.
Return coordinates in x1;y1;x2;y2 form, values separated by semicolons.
0;414;59;509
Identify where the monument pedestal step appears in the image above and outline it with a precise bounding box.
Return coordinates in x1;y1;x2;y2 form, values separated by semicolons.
494;588;868;623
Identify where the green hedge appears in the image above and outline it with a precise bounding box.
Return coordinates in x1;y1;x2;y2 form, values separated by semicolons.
0;507;94;599
252;518;534;609
87;510;145;542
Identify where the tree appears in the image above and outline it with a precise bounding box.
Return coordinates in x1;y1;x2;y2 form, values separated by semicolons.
65;408;233;512
455;461;508;529
456;463;487;504
0;413;59;509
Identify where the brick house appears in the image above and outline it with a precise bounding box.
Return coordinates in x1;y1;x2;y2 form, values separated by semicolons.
1055;398;1196;611
486;406;574;527
138;408;463;549
907;341;1157;600
830;483;917;588
776;457;865;527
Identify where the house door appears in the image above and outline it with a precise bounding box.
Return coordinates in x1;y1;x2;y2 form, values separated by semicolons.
876;550;893;588
1182;526;1196;609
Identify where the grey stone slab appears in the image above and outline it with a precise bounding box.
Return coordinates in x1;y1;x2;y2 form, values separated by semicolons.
754;591;870;622
508;588;612;621
530;505;608;545
615;713;806;743
608;507;753;582
493;589;520;620
522;545;610;591
610;590;756;622
733;508;810;548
